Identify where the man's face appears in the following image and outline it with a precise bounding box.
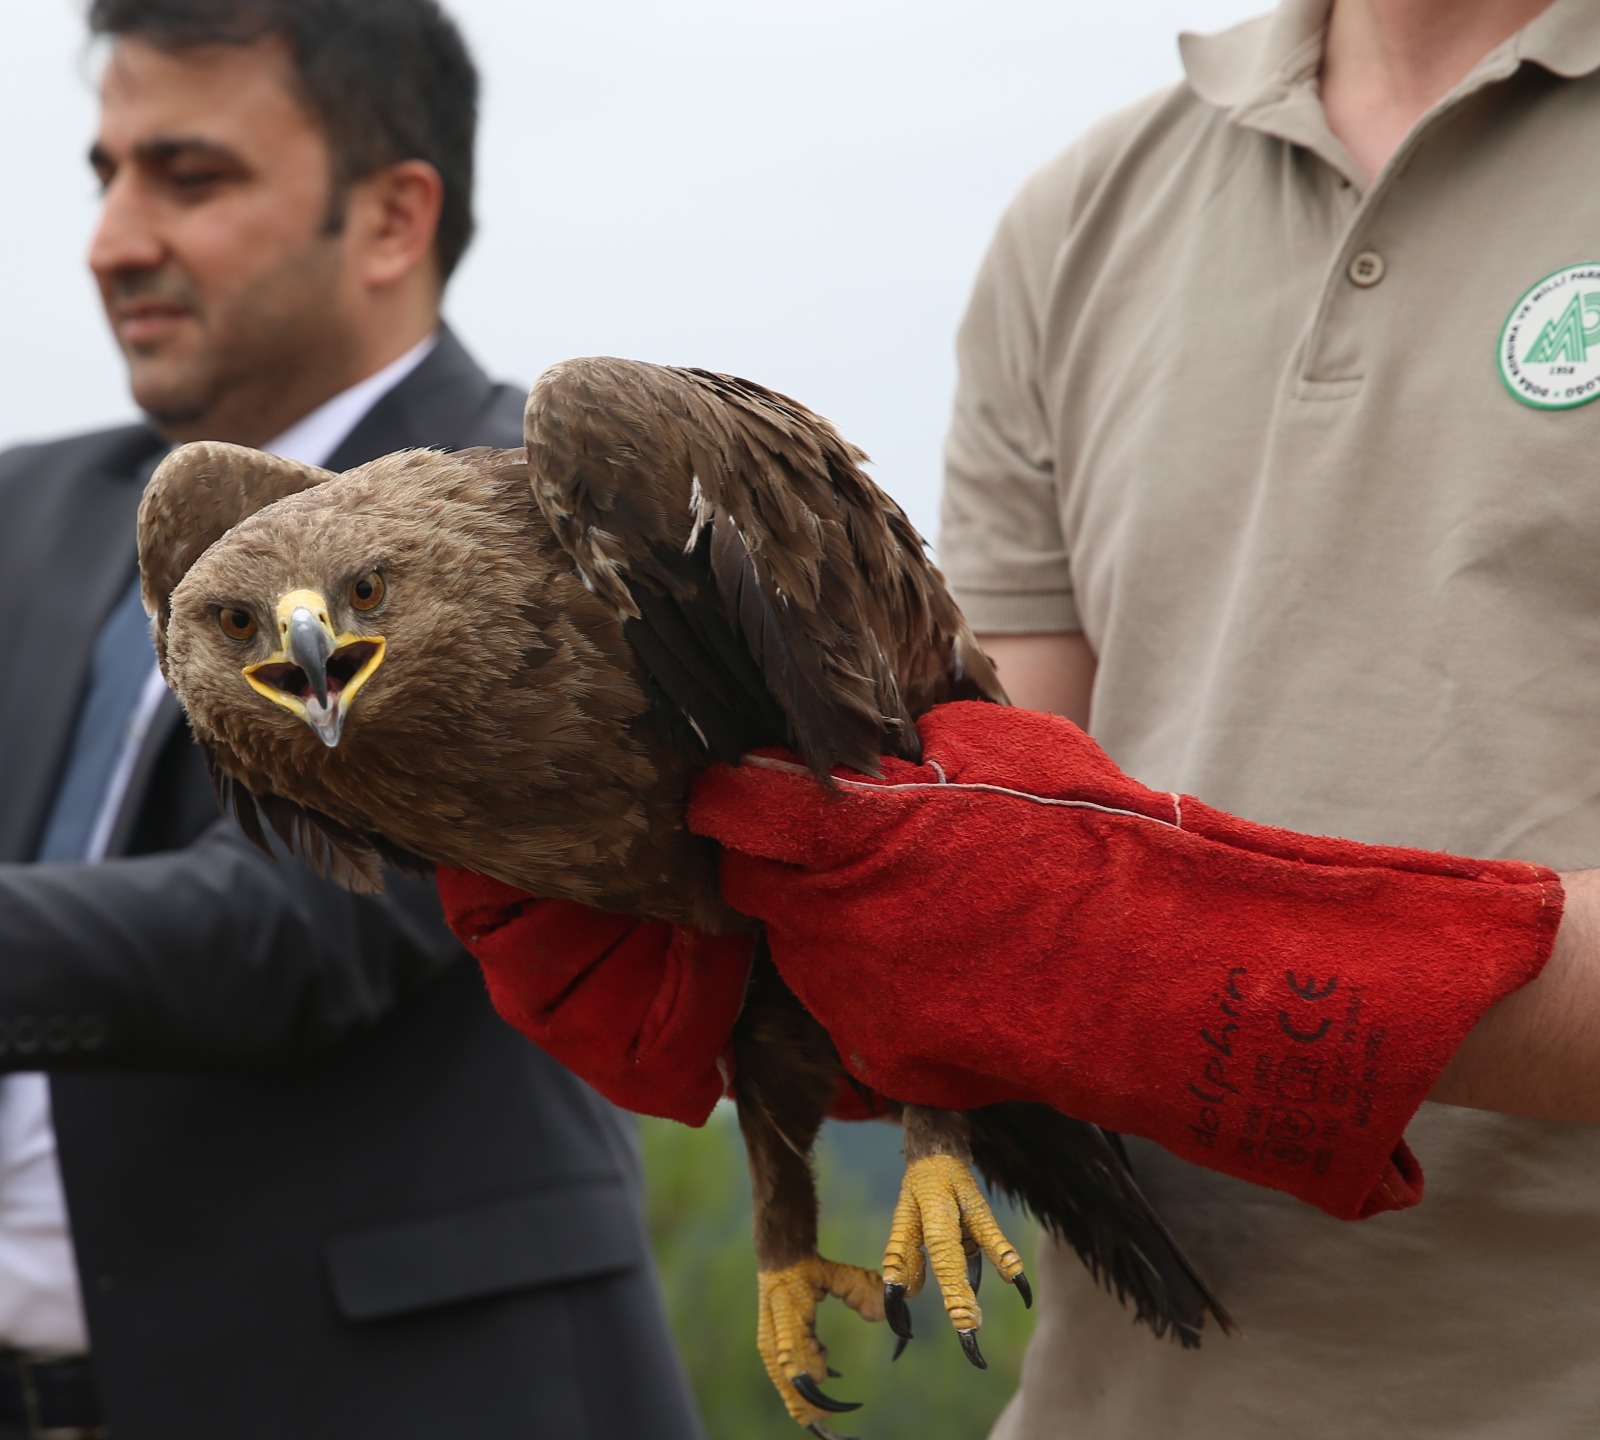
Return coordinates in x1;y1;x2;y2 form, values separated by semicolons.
89;36;363;445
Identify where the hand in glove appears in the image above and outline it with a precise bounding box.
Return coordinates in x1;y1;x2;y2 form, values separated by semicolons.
688;702;1562;1219
436;868;754;1125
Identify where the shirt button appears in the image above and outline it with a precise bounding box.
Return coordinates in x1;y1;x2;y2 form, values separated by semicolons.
1348;250;1386;287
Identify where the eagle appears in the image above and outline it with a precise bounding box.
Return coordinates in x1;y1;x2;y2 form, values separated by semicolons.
138;358;1231;1434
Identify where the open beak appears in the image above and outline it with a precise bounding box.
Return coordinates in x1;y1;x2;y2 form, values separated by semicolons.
242;588;386;748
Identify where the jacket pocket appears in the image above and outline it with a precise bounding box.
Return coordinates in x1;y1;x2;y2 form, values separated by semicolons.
323;1177;645;1321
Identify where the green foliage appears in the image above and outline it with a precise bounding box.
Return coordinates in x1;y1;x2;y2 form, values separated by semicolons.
641;1107;1040;1440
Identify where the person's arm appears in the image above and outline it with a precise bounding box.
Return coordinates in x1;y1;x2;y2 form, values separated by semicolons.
977;631;1096;729
978;630;1600;1123
1434;866;1600;1116
0;816;462;1072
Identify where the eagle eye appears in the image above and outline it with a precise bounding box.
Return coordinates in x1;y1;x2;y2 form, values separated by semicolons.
349;571;386;612
218;607;257;641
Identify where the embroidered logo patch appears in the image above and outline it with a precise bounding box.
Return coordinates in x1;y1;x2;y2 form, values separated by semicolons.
1499;263;1600;409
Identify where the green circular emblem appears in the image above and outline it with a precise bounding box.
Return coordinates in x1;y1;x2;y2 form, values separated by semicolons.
1499;262;1600;410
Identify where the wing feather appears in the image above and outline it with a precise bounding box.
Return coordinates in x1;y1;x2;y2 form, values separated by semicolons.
525;357;1003;781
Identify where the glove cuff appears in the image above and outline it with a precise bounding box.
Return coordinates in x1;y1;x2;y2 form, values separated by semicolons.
437;866;755;1126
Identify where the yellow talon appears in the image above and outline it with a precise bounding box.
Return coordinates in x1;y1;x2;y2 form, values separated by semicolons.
757;1255;885;1428
889;1154;1027;1336
958;1180;1026;1287
882;1178;928;1297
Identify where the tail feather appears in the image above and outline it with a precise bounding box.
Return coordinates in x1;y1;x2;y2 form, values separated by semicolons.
967;1102;1235;1347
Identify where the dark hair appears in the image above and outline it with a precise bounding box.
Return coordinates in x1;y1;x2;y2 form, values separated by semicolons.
87;0;479;280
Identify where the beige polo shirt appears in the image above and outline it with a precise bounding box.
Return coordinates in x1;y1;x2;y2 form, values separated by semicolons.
940;1;1600;1435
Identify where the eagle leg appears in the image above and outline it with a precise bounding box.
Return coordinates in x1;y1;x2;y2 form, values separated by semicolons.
736;949;886;1429
885;1106;1031;1368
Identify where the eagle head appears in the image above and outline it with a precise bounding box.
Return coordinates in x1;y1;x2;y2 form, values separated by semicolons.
160;449;540;777
144;437;735;925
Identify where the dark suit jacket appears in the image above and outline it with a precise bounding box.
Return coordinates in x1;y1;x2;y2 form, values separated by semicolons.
0;330;703;1440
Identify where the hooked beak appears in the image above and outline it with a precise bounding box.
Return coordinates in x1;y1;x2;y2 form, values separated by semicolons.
287;604;334;707
242;588;386;748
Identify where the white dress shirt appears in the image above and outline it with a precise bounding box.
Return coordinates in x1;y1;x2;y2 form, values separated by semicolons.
0;332;437;1355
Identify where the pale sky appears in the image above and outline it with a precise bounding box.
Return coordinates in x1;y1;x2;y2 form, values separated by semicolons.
0;0;1267;541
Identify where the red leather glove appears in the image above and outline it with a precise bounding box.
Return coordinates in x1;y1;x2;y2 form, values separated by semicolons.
436;867;755;1125
688;702;1563;1220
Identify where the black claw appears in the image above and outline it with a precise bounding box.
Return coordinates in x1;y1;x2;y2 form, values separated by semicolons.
957;1328;988;1371
826;1367;842;1379
1014;1271;1033;1309
884;1282;914;1340
892;1334;910;1362
792;1374;862;1414
807;1425;858;1440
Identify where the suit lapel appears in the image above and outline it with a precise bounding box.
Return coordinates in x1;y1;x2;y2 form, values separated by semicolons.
101;691;183;858
0;435;165;862
325;326;502;469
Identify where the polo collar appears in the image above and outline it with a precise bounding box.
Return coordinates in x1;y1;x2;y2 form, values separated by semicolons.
1179;0;1349;175
1177;0;1600;181
1179;0;1328;115
1182;0;1600;108
1515;0;1600;79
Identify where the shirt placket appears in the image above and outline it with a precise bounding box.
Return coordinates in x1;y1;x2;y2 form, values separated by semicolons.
1268;57;1523;392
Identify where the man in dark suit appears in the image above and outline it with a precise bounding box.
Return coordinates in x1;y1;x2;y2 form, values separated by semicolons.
0;2;703;1437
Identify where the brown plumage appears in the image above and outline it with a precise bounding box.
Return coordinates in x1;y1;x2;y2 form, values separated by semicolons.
140;358;1229;1433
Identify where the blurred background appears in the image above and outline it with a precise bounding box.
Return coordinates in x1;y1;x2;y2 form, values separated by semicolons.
2;1;1263;1432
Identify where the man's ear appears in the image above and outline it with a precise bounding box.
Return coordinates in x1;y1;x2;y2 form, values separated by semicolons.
348;159;445;292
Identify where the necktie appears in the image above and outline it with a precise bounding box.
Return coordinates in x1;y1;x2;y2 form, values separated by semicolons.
33;574;159;863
